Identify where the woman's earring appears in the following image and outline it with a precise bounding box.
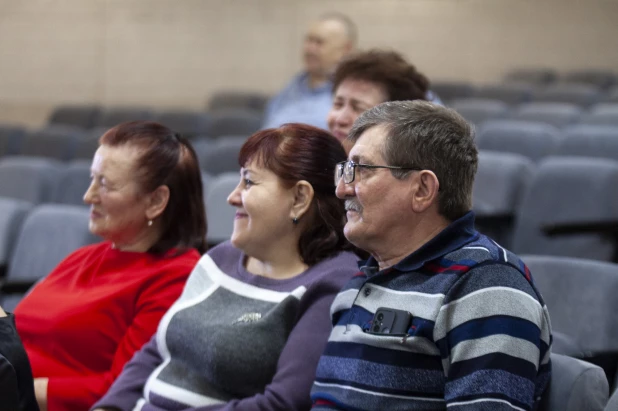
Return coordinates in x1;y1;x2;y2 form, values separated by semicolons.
292;217;299;225
148;220;153;227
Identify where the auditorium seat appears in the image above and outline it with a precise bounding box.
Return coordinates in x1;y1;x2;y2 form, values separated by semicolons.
474;83;534;105
602;86;618;104
20;125;84;161
48;105;100;129
477;120;560;162
153;110;211;138
473;150;534;246
538;353;608;411
205;173;238;245
561;70;616;89
430;82;475;104
450;98;509;126
94;107;154;128
555;125;618;161
504;68;557;85
0;293;25;312
579;104;618;127
200;138;244;175
207;91;270;113
72;133;99;160
511;157;618;261
1;204;97;294
606;389;618;411
524;254;618;393
54;160;91;206
510;102;582;128
209;108;262;138
532;83;602;107
0;157;62;204
0;198;32;272
0;125;25;157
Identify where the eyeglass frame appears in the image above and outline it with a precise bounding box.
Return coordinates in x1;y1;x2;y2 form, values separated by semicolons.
335;160;424;185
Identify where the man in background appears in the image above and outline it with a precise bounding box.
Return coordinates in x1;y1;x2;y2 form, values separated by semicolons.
262;13;357;130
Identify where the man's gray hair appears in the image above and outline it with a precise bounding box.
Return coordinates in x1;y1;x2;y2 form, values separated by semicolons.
348;100;478;221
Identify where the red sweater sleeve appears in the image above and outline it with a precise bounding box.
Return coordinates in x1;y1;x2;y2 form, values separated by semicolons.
45;256;194;411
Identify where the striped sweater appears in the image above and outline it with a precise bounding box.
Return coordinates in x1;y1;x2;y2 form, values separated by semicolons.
311;212;552;411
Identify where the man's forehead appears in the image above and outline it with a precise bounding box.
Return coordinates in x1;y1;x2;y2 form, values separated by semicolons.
348;125;387;161
309;19;347;40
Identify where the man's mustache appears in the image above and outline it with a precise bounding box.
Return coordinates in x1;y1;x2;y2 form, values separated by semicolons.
345;200;362;213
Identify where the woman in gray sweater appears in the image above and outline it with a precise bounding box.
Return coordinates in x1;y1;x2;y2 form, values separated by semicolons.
92;123;359;411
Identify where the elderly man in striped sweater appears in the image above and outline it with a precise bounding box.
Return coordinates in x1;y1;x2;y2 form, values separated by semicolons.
311;100;552;411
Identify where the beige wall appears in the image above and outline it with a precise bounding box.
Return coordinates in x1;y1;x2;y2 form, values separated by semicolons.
1;0;617;126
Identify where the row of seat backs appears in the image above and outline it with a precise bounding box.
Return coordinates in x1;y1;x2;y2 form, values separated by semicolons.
476;122;618;163
434;72;618;105
0;157;214;207
523;255;618;410
475;152;618;261
503;68;616;89
0;202;98;285
48;105;265;137
453;100;618;128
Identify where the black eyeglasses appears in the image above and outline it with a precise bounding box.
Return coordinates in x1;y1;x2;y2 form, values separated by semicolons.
335;160;423;185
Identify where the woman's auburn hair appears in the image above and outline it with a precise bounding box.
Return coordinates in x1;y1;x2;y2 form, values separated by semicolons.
238;123;352;265
100;121;207;255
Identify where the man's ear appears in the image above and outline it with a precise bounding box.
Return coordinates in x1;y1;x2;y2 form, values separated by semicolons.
411;170;440;213
290;180;315;222
146;185;170;221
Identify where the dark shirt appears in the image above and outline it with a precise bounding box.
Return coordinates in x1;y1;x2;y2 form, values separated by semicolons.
0;314;39;411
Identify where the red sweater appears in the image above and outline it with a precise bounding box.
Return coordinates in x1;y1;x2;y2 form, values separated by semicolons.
14;241;200;411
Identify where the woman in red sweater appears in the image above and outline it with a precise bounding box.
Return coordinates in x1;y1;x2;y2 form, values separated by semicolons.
14;121;207;411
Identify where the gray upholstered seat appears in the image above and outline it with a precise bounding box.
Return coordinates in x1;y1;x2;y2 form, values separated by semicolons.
511;102;582;128
0;198;32;267
606;388;618;411
504;68;557;85
473;150;534;245
54;160;91;206
72;133;100;160
208;91;270;113
579;104;618;127
5;204;97;285
532;83;602;107
431;82;475;104
562;70;616;89
538;353;608;411
0;157;63;203
511;157;618;261
95;107;154;128
21;125;84;161
474;83;534;105
523;255;618;360
556;125;618;160
153;110;212;138
208;108;263;138
0;293;25;312
205;173;239;245
0;125;25;157
200;138;244;175
477;120;561;162
48;105;100;129
450;98;509;126
602;86;618;104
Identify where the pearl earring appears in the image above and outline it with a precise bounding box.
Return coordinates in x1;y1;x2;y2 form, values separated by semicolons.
148;220;153;227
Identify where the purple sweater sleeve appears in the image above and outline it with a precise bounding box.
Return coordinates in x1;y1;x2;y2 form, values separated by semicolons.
90;335;162;411
190;267;353;411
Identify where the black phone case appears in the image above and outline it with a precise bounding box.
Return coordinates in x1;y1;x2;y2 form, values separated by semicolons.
368;308;412;336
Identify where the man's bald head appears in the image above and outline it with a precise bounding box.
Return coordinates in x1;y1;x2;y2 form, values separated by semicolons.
303;13;357;80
